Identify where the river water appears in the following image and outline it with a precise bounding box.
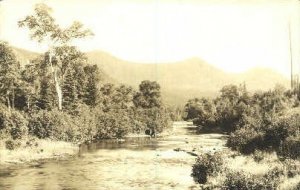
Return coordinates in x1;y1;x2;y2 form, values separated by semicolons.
0;122;226;190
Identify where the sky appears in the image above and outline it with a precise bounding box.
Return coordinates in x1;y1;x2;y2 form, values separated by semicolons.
0;0;300;77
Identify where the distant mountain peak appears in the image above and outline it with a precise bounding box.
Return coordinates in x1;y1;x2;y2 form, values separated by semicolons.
13;46;289;106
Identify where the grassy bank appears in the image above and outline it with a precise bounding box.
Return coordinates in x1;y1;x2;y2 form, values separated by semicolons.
0;138;78;165
0;40;173;166
191;150;300;190
184;84;300;189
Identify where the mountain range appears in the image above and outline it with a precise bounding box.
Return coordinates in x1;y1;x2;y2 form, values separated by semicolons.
12;47;290;106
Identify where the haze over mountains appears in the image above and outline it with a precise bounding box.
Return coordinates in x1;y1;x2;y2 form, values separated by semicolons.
13;47;289;106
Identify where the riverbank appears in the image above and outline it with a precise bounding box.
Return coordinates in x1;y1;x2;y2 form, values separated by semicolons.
193;150;300;190
125;128;174;138
166;124;300;190
0;129;173;166
0;128;173;166
0;139;79;165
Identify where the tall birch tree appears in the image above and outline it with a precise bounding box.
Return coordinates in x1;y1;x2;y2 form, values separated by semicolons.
18;3;93;110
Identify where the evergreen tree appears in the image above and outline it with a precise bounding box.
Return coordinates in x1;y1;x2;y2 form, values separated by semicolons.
83;64;101;107
0;41;22;111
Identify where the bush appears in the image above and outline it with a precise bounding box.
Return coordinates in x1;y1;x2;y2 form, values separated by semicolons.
252;150;265;163
28;109;59;139
133;107;172;134
0;104;28;140
222;168;281;190
5;139;21;150
285;159;300;178
227;127;264;154
25;136;39;147
94;110;131;139
8;111;28;140
191;152;223;184
226;111;300;158
264;115;299;150
28;103;171;142
28;109;80;142
68;104;98;142
184;83;297;134
278;136;300;159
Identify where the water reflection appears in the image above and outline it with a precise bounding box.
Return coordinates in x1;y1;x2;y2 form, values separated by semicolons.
79;137;159;153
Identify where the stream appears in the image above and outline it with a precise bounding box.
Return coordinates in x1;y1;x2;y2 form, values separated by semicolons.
0;121;227;190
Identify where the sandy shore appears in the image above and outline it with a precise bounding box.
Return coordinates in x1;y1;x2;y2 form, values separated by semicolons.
0;139;79;165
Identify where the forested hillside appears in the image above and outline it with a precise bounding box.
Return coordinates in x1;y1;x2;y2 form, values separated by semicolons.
13;48;289;106
0;4;172;152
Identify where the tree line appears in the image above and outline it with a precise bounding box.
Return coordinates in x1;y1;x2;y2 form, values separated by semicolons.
0;4;172;149
187;84;300;189
184;84;300;159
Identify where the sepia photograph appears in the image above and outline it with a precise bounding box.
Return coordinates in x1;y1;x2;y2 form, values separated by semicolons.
0;0;299;189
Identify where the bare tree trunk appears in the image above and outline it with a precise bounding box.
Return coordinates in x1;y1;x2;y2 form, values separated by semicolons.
6;94;11;112
27;96;30;110
12;87;15;109
54;68;63;110
49;49;63;110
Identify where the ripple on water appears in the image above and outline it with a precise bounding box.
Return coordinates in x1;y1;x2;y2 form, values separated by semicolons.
0;122;225;190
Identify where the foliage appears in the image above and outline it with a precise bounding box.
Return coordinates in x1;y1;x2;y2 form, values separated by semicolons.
18;3;93;44
190;150;300;189
0;41;22;110
184;83;299;158
28;109;74;141
227;112;300;157
278;135;300;160
133;107;172;133
133;80;162;108
222;169;281;190
0;103;28;140
133;80;170;132
184;84;295;132
191;152;223;184
19;3;93;110
252;150;265;163
83;64;101;107
5;139;21;150
184;98;216;127
227;127;265;154
184;84;253;132
264;116;299;150
0;4;173;145
94;110;131;139
28;107;97;142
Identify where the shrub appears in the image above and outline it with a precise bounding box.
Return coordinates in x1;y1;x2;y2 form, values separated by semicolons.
94;110;131;139
70;104;97;142
191;152;223;184
28;109;80;142
0;104;28;140
133;107;172;134
227;112;300;158
5;139;21;150
28;110;58;139
284;159;300;178
222;168;281;190
278;136;300;160
8;110;28;140
227;127;264;154
28;110;52;139
25;136;39;147
252;150;265;163
264;115;299;150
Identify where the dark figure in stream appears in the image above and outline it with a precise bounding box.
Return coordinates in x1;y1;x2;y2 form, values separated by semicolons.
145;128;156;138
